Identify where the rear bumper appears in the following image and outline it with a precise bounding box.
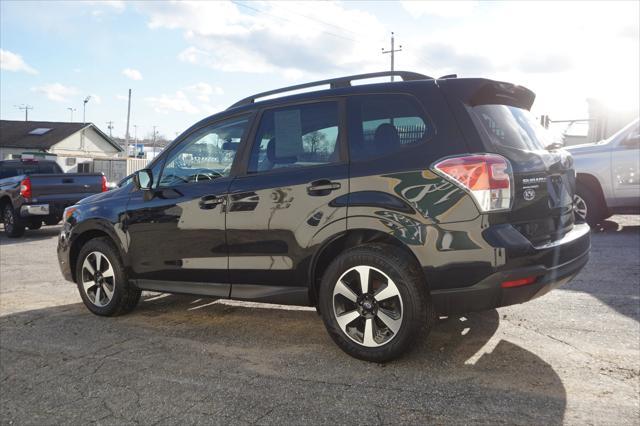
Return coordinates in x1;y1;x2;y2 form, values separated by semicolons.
20;204;50;216
20;200;77;219
431;223;590;315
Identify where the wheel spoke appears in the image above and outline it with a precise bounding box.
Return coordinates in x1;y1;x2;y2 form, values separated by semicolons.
375;282;400;302
83;259;95;276
82;280;95;292
355;266;370;295
336;310;359;330
102;264;115;279
363;318;376;346
334;279;358;303
94;253;102;273
94;286;102;306
377;309;402;334
102;282;114;300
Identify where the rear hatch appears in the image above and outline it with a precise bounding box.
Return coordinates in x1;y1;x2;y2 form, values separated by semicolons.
29;173;104;203
442;79;575;245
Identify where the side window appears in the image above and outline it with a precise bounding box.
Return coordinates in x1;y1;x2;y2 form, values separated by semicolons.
158;116;249;187
349;94;431;162
248;102;340;173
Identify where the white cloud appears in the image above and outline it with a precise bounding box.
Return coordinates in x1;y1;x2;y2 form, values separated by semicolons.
140;1;386;77
31;83;79;102
145;91;199;114
90;94;102;104
122;68;143;80
115;94;128;101
401;1;478;18
0;49;38;74
185;82;224;103
86;0;125;12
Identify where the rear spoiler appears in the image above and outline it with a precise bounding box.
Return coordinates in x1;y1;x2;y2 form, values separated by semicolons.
440;78;536;110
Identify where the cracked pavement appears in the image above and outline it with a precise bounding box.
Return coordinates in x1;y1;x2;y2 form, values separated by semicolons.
0;216;638;425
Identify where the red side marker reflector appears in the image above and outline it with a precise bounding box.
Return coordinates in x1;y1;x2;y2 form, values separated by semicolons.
501;276;537;288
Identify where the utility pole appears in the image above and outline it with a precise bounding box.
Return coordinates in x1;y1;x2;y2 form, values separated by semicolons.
83;96;91;124
381;32;402;81
152;125;158;157
15;104;33;121
67;107;76;122
106;121;114;137
125;89;132;145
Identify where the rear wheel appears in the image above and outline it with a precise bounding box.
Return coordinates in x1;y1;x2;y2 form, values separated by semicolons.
75;238;141;316
319;244;431;362
2;205;25;238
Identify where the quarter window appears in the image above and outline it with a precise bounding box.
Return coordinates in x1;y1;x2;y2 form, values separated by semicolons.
248;102;340;173
159;116;249;187
349;94;431;162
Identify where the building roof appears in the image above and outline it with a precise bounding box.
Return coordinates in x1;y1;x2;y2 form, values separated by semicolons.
0;120;123;152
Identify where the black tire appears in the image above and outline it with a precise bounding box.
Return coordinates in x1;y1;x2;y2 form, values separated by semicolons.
44;217;61;226
2;204;25;238
318;243;432;362
27;219;42;230
75;237;141;316
574;183;606;226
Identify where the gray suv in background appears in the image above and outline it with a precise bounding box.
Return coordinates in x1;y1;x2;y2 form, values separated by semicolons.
568;119;640;225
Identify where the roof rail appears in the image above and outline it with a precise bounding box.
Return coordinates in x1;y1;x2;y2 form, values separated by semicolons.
227;70;432;109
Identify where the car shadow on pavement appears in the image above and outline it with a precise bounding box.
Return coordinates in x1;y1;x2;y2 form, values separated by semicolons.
0;294;567;425
0;225;62;245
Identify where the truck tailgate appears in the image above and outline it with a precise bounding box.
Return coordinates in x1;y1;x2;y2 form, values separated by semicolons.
28;173;104;201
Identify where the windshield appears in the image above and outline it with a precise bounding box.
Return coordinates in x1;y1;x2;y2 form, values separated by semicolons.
0;161;62;179
469;104;557;153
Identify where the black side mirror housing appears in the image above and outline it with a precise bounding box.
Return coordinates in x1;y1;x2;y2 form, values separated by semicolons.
133;169;153;190
623;133;640;147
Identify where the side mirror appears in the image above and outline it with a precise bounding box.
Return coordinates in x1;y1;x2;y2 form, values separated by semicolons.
623;132;640;147
133;169;153;190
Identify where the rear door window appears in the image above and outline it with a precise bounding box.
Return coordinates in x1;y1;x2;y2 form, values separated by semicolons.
248;101;340;173
348;94;432;162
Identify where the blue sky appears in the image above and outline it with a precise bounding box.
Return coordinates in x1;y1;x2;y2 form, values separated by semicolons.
1;1;638;140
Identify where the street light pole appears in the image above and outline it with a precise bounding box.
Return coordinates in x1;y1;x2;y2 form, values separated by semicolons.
83;96;91;124
67;107;76;122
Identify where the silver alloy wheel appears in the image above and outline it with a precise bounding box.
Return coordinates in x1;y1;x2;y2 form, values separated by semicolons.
574;194;587;221
333;265;403;348
81;251;116;307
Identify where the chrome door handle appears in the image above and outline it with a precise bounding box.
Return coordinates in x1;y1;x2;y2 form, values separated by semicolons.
307;180;341;195
199;195;224;210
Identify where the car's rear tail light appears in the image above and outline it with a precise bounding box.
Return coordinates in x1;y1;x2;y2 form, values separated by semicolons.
20;177;32;199
101;175;108;192
433;154;513;212
501;276;537;288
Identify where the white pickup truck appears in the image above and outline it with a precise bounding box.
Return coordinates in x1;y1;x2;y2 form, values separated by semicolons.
567;119;640;225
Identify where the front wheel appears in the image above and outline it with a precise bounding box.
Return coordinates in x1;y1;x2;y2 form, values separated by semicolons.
574;184;607;226
75;237;141;316
319;244;432;362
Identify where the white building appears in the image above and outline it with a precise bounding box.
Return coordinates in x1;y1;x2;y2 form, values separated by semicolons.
0;120;123;172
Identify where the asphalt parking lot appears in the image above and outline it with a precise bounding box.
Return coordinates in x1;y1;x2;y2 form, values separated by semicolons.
1;217;638;425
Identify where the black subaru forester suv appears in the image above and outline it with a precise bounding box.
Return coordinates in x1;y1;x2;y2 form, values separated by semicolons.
58;71;590;361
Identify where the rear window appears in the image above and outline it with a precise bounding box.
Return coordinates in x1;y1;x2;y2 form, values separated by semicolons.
469;104;554;154
0;161;62;178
